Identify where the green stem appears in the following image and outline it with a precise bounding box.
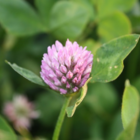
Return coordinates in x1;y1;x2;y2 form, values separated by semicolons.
52;96;71;140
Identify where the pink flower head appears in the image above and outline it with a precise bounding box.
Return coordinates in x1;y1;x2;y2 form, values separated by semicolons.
3;95;39;130
40;39;93;94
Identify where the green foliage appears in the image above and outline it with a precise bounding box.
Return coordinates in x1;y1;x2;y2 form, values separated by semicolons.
35;0;57;29
0;0;135;41
98;11;131;42
97;0;137;18
116;80;139;140
6;60;45;86
49;1;90;40
91;34;139;83
0;116;16;140
70;0;95;21
0;0;45;36
122;81;139;128
1;0;140;139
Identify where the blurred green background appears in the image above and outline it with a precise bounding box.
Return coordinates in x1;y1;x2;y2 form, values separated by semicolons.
0;0;140;139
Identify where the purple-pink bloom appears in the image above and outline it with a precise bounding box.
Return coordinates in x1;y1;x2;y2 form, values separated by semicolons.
3;95;39;130
40;39;93;94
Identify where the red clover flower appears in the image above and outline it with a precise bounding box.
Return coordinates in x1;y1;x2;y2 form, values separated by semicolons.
3;95;39;130
40;39;93;94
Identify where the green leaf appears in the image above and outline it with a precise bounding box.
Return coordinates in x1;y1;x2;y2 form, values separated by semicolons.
97;0;137;18
66;77;91;117
91;34;140;83
98;11;131;42
6;60;45;86
0;0;45;36
35;0;57;29
122;80;139;129
70;0;95;21
0;115;16;140
116;80;139;140
49;1;89;40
